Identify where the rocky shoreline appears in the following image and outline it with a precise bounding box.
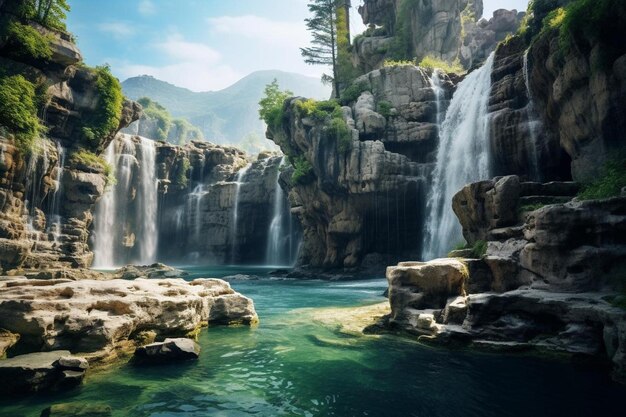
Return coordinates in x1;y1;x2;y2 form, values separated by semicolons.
0;264;258;397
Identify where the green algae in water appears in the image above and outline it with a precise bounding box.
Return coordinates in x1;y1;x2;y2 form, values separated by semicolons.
1;267;625;417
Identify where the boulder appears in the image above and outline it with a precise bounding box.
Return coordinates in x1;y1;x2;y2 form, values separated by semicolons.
386;258;468;321
134;338;200;364
0;351;88;396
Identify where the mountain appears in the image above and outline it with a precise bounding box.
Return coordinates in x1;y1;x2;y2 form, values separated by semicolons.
121;70;331;146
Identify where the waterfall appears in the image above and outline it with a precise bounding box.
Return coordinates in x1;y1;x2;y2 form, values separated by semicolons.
47;142;66;242
430;69;444;127
265;158;287;266
523;51;541;181
93;135;158;268
136;137;158;264
422;53;496;260
230;163;251;263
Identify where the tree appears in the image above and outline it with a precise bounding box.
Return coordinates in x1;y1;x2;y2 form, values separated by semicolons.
258;79;293;131
301;0;352;98
21;0;71;31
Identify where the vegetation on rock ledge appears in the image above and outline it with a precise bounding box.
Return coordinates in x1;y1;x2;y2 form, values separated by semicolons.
578;153;626;200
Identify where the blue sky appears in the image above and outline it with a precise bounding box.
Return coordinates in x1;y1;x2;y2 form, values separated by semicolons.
67;0;528;92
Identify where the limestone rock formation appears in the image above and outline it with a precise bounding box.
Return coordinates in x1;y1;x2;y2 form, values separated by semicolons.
526;26;626;181
0;277;258;364
0;6;140;273
267;64;458;270
353;0;522;72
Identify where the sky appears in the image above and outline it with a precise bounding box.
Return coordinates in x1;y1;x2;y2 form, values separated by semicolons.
66;0;529;93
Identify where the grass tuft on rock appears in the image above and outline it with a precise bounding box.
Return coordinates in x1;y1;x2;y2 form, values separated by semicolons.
419;55;464;74
578;154;626;200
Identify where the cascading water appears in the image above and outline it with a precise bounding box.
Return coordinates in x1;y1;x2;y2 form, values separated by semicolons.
230;163;251;263
93;135;158;267
136;137;158;263
430;68;444;127
523;51;542;181
265;157;299;267
422;53;496;260
46;142;66;243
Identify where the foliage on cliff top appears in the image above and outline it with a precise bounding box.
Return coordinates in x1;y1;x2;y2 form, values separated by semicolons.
19;0;71;31
0;72;44;155
577;153;626;200
259;79;293;132
523;0;626;67
419;55;464;74
69;149;112;177
2;21;53;61
79;65;124;149
296;99;343;121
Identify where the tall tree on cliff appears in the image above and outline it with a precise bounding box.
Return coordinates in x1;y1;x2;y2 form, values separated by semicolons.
20;0;70;30
301;0;351;98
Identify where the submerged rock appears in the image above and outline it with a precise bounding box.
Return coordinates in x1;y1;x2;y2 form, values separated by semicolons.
113;263;188;279
0;351;88;396
134;338;200;364
40;403;112;417
0;277;258;364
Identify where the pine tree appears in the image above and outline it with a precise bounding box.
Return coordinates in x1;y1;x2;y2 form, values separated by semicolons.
301;0;352;98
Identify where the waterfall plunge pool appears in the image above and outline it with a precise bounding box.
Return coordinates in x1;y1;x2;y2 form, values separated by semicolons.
2;266;624;417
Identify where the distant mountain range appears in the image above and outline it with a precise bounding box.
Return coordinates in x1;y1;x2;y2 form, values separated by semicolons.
121;70;331;146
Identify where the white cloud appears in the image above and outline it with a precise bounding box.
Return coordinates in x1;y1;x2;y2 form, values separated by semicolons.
98;22;135;39
116;35;242;92
138;0;156;16
207;15;310;48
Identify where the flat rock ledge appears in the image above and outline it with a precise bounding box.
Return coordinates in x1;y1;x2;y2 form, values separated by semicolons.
0;351;88;396
0;277;258;369
376;259;626;383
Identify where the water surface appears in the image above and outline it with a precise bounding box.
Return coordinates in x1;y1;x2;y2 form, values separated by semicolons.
2;266;624;417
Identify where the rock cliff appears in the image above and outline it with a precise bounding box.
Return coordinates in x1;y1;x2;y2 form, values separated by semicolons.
353;0;522;72
267;65;456;270
0;4;140;273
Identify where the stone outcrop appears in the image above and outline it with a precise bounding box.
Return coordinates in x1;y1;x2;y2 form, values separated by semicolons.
134;338;200;363
0;276;258;364
41;403;112;417
0;351;88;396
266;64;462;270
353;0;522;72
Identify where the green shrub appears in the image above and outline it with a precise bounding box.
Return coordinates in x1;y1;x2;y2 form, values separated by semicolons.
327;117;352;153
377;101;393;118
296;99;342;122
174;156;190;187
79;65;123;148
419;55;465;74
339;81;369;106
387;0;419;60
0;73;44;155
259;79;292;132
291;155;315;185
578;154;626;200
3;21;52;61
69;149;112;178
